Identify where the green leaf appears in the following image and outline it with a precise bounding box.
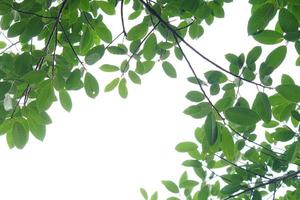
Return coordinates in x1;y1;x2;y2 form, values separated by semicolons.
260;46;287;77
185;91;204;102
80;26;93;54
7;22;26;37
59;90;72;112
127;23;148;41
84;72;99;98
97;1;116;15
224;107;260;126
28;118;46;141
272;128;295;142
143;33;157;60
85;45;105;65
107;44;128;55
105;78;120;92
161;181;179;193
247;3;276;34
37;80;55;111
279;9;299;33
276;84;300;102
150;192;158;200
118;78;128;98
100;64;119;72
23;17;44;38
198;185;209;200
162;61;177;78
204;70;227;84
246;46;262;65
95;22;112;43
140;188;148;200
128;70;141;84
66;69;83;90
253;30;283;44
221;127;234;160
221;184;241;195
175;142;198;152
12;121;29;149
22;70;47;84
0;41;6;49
204;113;218;146
184;102;211;119
252;92;271;123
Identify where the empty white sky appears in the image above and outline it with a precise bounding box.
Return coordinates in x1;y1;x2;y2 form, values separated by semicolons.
0;1;299;200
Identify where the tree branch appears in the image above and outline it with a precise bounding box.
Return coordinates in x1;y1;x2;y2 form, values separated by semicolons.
138;0;273;90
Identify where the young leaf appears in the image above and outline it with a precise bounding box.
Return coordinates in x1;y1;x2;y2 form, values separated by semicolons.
175;142;198;152
161;181;179;193
118;78;128;98
100;64;119;72
105;78;120;92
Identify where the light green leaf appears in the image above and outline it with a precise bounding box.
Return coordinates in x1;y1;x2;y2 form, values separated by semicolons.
37;80;55;111
175;142;198;152
118;78;128;98
161;181;179;193
100;64;119;72
105;78;120;92
59;90;72;112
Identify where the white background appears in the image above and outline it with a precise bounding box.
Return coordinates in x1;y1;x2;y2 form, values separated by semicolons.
0;1;299;200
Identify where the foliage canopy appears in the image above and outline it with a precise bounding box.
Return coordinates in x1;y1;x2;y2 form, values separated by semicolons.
0;0;300;199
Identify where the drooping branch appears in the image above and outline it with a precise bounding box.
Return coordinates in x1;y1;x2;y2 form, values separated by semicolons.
121;0;127;36
10;0;68;118
224;170;300;200
138;0;273;90
174;34;275;182
121;22;160;75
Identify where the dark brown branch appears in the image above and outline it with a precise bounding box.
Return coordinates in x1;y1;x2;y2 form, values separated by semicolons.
59;22;86;70
224;170;300;200
138;0;273;90
121;0;127;36
11;7;56;19
0;41;19;54
10;0;68;118
121;21;160;75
